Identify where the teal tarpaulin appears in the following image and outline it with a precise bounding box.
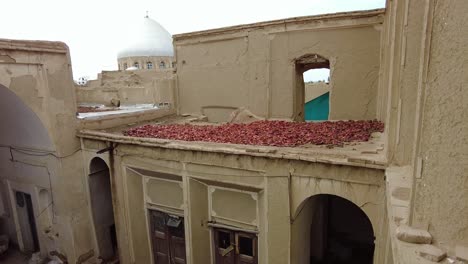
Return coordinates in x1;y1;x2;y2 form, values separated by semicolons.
305;92;329;121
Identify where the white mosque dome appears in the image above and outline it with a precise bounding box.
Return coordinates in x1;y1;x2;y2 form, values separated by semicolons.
117;16;174;59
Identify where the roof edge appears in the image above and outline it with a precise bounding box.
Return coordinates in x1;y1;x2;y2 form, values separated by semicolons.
0;38;69;54
174;8;385;40
78;129;387;170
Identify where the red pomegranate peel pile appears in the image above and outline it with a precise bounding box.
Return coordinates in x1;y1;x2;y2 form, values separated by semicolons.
123;120;384;147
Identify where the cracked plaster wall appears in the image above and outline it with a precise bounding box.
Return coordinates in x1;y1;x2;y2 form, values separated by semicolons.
412;0;468;248
381;0;468;256
0;40;92;263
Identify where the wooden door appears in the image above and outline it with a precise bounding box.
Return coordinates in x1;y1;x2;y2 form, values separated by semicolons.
213;228;257;264
150;210;186;264
214;229;236;264
168;216;186;264
150;210;170;264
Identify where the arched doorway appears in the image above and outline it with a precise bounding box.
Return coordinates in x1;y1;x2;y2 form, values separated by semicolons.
88;157;118;262
291;194;375;264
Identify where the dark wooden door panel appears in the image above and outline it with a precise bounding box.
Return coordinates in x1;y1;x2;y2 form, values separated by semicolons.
150;210;186;264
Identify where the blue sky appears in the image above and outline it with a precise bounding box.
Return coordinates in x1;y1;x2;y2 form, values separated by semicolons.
0;0;385;80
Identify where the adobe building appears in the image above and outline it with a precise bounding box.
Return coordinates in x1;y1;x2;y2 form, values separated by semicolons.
0;1;467;264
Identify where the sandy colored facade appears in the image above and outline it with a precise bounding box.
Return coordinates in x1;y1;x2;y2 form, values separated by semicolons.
0;39;91;262
174;10;383;122
379;0;468;261
76;69;175;106
0;2;467;264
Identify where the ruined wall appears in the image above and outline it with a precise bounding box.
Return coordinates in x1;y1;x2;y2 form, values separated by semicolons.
0;39;92;263
76;70;175;106
174;10;383;122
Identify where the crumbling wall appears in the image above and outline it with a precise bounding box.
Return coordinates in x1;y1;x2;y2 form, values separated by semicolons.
175;10;383;121
76;70;176;105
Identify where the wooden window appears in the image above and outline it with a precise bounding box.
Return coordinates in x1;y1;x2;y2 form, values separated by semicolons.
149;210;186;264
213;228;257;264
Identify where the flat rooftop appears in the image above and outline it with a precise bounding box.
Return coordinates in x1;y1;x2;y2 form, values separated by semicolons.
78;114;387;169
76;104;160;119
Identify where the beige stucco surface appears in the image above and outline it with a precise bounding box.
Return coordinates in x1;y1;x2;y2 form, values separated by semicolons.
412;0;468;247
174;10;384;122
379;0;468;261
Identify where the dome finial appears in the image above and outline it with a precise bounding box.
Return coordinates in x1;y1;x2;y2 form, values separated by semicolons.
145;11;149;18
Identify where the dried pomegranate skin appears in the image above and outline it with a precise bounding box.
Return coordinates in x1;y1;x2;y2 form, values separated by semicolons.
123;120;384;147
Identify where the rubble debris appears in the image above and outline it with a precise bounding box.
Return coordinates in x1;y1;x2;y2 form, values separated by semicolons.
110;98;121;107
418;244;446;262
396;225;432;244
229;107;264;124
124;120;384;147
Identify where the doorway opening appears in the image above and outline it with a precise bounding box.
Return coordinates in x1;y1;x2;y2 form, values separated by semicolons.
213;227;258;264
15;191;40;253
149;209;186;264
296;54;330;121
88;158;118;262
292;194;375;264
